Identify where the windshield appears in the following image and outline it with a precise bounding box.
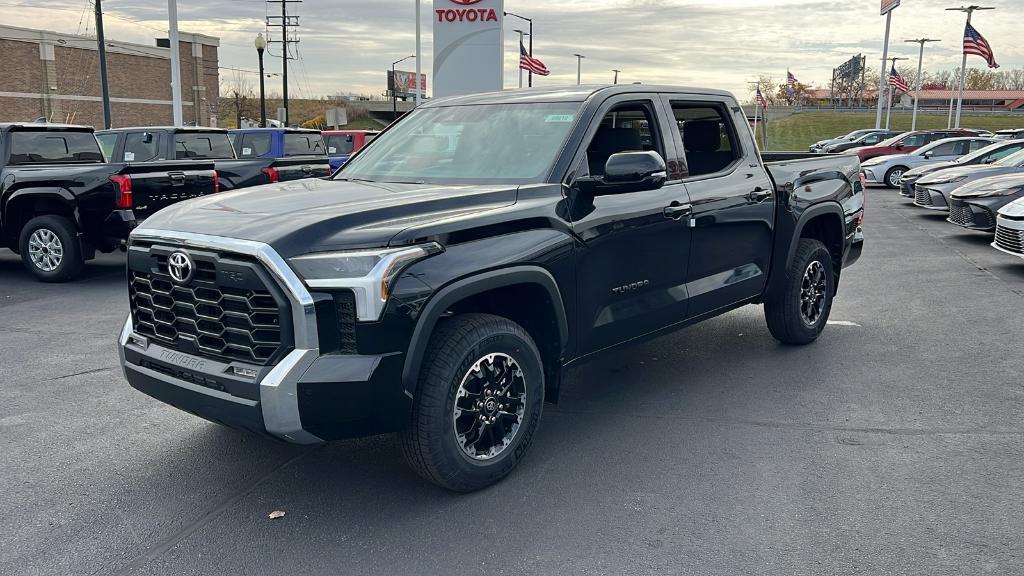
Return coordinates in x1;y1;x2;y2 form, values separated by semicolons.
175;132;235;159
337;102;582;184
959;142;1021;164
995;149;1024;167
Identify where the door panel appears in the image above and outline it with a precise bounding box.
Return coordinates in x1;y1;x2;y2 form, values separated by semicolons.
665;98;775;318
569;96;692;355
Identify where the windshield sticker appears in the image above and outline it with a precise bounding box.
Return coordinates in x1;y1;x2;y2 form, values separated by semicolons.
124;151;135;161
242;147;252;156
545;114;575;123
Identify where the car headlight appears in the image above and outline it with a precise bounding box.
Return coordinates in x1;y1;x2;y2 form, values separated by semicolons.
289;242;443;321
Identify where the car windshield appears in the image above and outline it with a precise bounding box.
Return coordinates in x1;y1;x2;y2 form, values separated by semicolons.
959;142;1020;164
995;149;1024;167
873;134;904;146
337;102;582;184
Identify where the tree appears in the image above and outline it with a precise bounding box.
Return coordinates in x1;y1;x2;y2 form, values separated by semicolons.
219;72;256;129
748;74;780;105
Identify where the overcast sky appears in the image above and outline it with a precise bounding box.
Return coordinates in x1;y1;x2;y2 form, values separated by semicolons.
4;0;1023;100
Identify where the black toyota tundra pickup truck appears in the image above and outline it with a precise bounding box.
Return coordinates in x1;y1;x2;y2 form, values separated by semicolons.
118;86;864;491
0;123;216;281
96;127;330;191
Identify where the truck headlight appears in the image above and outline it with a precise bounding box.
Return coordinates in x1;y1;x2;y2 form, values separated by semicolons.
289;243;443;321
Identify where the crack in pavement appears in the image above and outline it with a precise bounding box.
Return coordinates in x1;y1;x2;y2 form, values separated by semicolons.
45;367;118;381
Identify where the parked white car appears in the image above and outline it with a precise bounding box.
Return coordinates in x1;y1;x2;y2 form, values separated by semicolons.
860;137;996;188
992;196;1024;258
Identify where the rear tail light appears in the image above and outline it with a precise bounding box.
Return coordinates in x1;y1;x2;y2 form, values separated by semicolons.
111;174;133;208
261;167;279;183
213;171;220;193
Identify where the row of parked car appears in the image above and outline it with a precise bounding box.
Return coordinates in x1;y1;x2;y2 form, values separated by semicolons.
0;121;379;281
815;126;1024;261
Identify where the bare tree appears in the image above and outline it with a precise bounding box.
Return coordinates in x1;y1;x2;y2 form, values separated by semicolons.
219;71;256;129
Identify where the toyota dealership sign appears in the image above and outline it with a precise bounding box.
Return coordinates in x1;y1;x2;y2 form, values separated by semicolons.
433;0;503;98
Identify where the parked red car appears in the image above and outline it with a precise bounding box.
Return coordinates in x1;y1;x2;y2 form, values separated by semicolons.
323;129;380;171
852;129;980;162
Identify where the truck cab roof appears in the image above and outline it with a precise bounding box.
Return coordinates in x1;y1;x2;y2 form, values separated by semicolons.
0;123;94;133
420;84;735;107
97;126;229;134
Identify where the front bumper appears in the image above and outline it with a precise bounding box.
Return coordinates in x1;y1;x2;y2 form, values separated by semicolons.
992;216;1024;259
860;167;886;185
913;184;952;211
118;229;409;444
899;176;919;197
948;196;1008;231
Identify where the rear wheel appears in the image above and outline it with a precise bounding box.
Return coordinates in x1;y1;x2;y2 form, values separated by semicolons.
885;166;908;189
400;313;544;492
18;215;84;282
764;238;835;345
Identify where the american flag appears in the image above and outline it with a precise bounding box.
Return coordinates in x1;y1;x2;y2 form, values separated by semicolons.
786;70;798;97
519;41;550;76
755;87;768;109
963;23;999;69
888;66;909;93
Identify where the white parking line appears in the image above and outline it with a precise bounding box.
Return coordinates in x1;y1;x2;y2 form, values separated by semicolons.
827;320;861;326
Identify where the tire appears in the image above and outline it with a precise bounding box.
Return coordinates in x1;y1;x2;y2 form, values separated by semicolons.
884;166;907;189
399;313;544;492
764;238;835;345
18;215;84;282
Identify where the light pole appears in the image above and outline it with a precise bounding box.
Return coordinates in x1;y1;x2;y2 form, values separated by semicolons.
946;5;995;128
512;29;529;88
905;38;940;131
574;53;585;85
255;33;268;127
884;56;909;130
612;69;620;84
504;11;533;87
392;54;415;121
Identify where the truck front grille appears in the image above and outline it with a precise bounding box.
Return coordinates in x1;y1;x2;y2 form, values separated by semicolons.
128;245;291;365
994;224;1024;255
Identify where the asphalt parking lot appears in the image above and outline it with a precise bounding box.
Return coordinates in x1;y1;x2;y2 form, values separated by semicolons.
2;188;1023;576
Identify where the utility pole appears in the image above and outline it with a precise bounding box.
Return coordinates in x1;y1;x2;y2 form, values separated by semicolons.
884;56;909;130
94;0;112;128
573;54;585;85
946;5;995;128
874;5;896;129
168;0;183;126
266;0;301;126
612;69;620;84
905;38;940;131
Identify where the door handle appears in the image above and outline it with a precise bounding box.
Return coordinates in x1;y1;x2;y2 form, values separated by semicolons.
747;186;771;202
663;202;692;220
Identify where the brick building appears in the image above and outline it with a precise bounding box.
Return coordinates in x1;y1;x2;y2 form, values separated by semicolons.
0;24;219;128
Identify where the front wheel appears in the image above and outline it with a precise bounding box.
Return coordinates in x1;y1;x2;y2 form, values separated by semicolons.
885;166;908;189
399;313;544;492
764;238;835;345
18;215;84;282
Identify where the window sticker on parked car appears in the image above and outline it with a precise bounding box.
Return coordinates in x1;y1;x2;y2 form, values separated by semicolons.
242;147;252;156
545;114;575;123
124;151;135;161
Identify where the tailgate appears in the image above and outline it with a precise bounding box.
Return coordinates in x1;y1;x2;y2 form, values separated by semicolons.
120;161;217;218
271;156;332;182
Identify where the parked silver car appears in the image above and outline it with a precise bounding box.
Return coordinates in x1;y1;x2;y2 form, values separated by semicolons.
809;128;883;152
860;137;995;188
914;148;1024;211
899;139;1024;197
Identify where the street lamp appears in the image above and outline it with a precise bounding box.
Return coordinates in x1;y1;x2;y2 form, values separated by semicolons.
392;54;415;121
573;54;585;85
254;32;267;127
904;38;940;131
504;11;533;87
945;5;995;128
612;69;620;84
512;29;529;88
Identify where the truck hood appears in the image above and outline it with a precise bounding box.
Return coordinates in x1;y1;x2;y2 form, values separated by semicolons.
136;177;518;257
917;164;1019;185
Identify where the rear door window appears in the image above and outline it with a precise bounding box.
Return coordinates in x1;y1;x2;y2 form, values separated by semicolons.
8;131;104;164
671;102;742;178
95;133;117;161
123;131;161;162
284;133;326;156
326;134;355;155
238;132;272;157
175;132;235;159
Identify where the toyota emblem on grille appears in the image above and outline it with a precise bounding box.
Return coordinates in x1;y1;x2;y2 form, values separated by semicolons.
167;251;194;284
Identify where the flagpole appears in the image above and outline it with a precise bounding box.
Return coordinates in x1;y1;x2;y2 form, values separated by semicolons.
948;5;996;128
885;83;893;130
415;0;421;106
875;9;893;130
906;39;939;131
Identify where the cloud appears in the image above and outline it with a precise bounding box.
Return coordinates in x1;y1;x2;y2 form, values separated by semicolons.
4;0;1022;101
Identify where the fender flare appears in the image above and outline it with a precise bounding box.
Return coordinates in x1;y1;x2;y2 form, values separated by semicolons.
2;187;79;239
786;202;845;270
400;265;569;396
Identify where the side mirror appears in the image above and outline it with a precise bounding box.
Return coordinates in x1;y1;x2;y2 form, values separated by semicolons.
983;157;996;164
923;151;933;158
142;132;153;144
894;143;904;150
576;151;667;195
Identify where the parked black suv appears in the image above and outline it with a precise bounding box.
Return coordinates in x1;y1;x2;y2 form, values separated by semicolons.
118;86;864;491
0;123;216;281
